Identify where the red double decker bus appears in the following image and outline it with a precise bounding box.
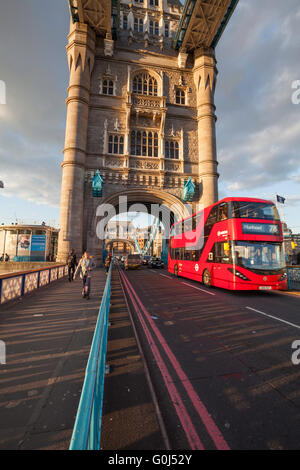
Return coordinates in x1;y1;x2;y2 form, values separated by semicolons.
168;198;287;291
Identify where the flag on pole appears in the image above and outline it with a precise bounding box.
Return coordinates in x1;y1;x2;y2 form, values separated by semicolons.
276;195;285;204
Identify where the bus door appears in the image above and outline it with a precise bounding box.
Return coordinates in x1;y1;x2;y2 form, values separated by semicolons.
208;241;233;288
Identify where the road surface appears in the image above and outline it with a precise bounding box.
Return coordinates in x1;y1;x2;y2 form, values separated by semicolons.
120;266;300;450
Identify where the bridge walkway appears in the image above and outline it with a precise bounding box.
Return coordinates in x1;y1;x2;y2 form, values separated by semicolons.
0;269;108;450
0;266;164;450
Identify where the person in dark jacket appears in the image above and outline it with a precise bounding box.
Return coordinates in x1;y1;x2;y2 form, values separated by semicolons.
105;253;112;274
67;249;77;282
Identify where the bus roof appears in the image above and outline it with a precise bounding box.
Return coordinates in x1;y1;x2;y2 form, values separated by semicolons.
171;197;276;228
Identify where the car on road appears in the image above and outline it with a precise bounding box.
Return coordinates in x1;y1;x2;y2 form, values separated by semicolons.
142;255;151;265
148;257;164;269
124;254;142;270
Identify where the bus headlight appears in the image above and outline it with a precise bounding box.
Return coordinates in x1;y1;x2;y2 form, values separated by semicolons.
228;268;250;281
279;272;287;281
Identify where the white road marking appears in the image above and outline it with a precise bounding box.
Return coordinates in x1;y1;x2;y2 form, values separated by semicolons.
159;273;173;279
181;282;216;296
246;306;300;330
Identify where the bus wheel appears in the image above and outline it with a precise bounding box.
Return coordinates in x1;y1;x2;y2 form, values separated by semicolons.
202;269;211;287
174;265;178;277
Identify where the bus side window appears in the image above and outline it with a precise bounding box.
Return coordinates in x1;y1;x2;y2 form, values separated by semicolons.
212;242;232;264
207;206;218;226
218;203;228;221
232;202;240;218
192;212;203;231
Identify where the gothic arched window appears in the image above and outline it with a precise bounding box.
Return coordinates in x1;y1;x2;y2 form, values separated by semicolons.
108;135;124;155
149;21;159;36
134;17;144;32
131;130;159;157
165;140;179;159
102;79;114;95
133;72;158;96
175;89;185;105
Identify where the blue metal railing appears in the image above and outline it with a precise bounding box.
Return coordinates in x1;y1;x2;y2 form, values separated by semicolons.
69;261;113;450
287;266;300;290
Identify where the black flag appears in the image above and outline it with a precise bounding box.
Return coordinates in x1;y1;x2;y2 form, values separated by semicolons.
276;195;285;204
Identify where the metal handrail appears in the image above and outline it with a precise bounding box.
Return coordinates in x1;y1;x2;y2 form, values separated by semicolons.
287;266;300;291
69;261;113;450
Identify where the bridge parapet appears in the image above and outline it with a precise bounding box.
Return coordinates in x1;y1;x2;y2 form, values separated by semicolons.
0;265;68;305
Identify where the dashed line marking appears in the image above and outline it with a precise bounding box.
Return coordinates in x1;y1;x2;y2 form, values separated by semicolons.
181;282;216;296
246;306;300;330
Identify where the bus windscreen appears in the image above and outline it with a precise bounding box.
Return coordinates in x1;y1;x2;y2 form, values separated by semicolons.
233;241;285;272
231;202;280;220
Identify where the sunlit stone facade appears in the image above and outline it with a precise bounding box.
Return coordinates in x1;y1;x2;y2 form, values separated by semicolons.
57;0;219;262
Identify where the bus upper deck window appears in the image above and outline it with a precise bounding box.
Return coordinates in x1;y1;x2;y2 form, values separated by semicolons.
218;204;228;221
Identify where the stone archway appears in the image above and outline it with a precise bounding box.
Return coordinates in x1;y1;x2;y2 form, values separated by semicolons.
86;188;188;264
105;238;135;255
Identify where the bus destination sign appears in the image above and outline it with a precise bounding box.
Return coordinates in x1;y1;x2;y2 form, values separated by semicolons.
242;223;280;236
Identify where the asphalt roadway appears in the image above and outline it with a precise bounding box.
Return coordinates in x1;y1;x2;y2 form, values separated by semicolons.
120;266;300;450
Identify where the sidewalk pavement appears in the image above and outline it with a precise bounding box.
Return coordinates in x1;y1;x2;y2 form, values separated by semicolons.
0;268;106;450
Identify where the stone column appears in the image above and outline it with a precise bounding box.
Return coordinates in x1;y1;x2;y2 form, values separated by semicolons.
193;47;219;208
56;22;95;262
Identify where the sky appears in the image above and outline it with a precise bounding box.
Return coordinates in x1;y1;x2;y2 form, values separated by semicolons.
0;0;299;232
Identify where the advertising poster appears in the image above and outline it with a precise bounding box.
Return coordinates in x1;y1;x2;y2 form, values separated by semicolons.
17;233;32;257
31;234;46;260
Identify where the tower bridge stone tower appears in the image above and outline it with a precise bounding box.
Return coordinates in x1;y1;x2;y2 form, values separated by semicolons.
57;0;239;262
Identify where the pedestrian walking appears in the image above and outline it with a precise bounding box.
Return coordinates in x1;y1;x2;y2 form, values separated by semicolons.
74;252;96;299
105;253;112;274
67;249;77;282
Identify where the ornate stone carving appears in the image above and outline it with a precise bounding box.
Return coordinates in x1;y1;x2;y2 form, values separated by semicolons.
131;159;159;170
165;162;181;172
106;157;124;168
133;96;161;108
104;37;114;57
178;52;188;69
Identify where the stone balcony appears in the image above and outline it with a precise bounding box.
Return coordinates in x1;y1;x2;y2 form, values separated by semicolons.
127;93;167;122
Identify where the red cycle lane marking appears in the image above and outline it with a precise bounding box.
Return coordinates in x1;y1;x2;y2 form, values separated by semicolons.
119;270;204;450
121;270;230;451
